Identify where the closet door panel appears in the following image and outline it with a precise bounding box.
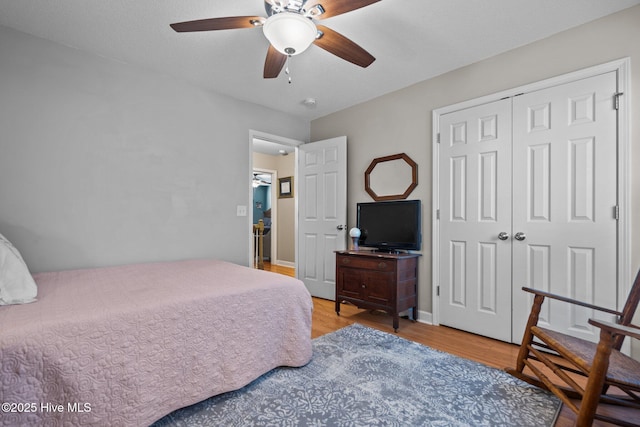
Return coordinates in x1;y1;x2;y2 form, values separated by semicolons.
438;98;512;342
511;71;618;343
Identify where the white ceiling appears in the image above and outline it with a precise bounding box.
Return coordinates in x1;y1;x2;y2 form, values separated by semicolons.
1;0;638;121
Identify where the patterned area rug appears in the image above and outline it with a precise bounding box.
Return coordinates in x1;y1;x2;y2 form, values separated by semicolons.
153;324;560;426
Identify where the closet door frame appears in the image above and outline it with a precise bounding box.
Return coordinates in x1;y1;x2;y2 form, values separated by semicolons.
431;57;631;329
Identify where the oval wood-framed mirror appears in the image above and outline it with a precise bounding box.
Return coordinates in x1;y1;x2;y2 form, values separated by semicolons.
364;153;418;201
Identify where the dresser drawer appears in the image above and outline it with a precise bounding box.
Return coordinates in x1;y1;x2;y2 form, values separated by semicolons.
337;255;394;272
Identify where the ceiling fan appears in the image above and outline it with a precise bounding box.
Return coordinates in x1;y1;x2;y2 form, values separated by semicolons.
252;173;271;187
170;0;380;79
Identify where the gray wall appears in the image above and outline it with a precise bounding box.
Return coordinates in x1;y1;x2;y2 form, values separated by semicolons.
311;6;640;322
0;25;309;273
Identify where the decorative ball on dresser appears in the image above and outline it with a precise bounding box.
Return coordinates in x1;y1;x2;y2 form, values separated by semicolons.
349;227;361;251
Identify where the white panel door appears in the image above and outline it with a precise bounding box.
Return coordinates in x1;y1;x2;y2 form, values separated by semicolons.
297;137;347;300
511;71;619;343
439;98;513;341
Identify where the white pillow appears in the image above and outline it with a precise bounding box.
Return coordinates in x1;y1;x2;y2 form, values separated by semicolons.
0;232;37;305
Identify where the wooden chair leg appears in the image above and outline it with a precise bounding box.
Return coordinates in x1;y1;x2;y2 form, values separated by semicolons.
517;295;545;370
506;294;546;380
575;330;614;427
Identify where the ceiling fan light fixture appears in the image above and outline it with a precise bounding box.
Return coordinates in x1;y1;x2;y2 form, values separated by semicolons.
263;12;317;56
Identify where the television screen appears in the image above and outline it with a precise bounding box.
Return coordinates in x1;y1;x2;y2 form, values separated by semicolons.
356;200;421;252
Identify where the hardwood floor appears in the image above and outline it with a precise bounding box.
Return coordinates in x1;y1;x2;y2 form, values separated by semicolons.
261;262;294;277
262;263;638;426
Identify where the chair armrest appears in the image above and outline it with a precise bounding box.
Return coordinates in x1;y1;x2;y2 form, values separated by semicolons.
588;319;640;340
522;287;622;317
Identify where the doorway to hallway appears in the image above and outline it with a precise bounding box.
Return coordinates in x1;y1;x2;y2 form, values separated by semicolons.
250;130;301;272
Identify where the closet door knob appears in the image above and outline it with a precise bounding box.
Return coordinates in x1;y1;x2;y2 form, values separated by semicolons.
498;232;510;241
514;232;526;241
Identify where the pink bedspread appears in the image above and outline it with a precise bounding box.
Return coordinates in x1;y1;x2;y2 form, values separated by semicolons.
0;259;313;426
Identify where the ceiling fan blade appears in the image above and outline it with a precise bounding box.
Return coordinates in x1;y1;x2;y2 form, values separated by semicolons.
314;25;375;68
305;0;381;19
170;16;264;32
264;45;287;78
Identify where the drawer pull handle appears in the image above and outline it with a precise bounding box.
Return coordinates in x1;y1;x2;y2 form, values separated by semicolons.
378;262;387;269
342;258;350;264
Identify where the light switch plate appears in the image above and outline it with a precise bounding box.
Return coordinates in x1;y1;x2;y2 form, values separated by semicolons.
236;205;247;216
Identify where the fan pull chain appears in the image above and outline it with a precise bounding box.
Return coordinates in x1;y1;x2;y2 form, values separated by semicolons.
285;55;292;84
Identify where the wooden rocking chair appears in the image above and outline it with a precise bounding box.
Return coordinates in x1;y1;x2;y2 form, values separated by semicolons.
507;269;640;427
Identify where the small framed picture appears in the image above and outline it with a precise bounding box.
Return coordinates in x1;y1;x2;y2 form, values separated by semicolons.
278;176;293;198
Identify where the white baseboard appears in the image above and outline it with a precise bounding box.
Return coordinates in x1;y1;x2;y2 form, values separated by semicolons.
275;260;295;268
415;309;433;325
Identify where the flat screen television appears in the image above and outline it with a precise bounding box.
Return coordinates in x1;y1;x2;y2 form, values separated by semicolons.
356;200;421;252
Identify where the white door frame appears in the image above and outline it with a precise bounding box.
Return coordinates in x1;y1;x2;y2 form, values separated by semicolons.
248;130;304;267
431;57;631;327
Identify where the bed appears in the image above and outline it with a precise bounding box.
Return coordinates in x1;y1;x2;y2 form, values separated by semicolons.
0;255;313;426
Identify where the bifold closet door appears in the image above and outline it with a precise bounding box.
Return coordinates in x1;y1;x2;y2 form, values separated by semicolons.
510;71;619;343
438;98;513;342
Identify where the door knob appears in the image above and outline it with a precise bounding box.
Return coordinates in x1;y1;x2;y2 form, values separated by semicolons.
514;232;526;241
498;232;510;241
336;225;346;231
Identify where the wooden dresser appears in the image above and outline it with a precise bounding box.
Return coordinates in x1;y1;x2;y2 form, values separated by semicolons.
335;250;420;331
